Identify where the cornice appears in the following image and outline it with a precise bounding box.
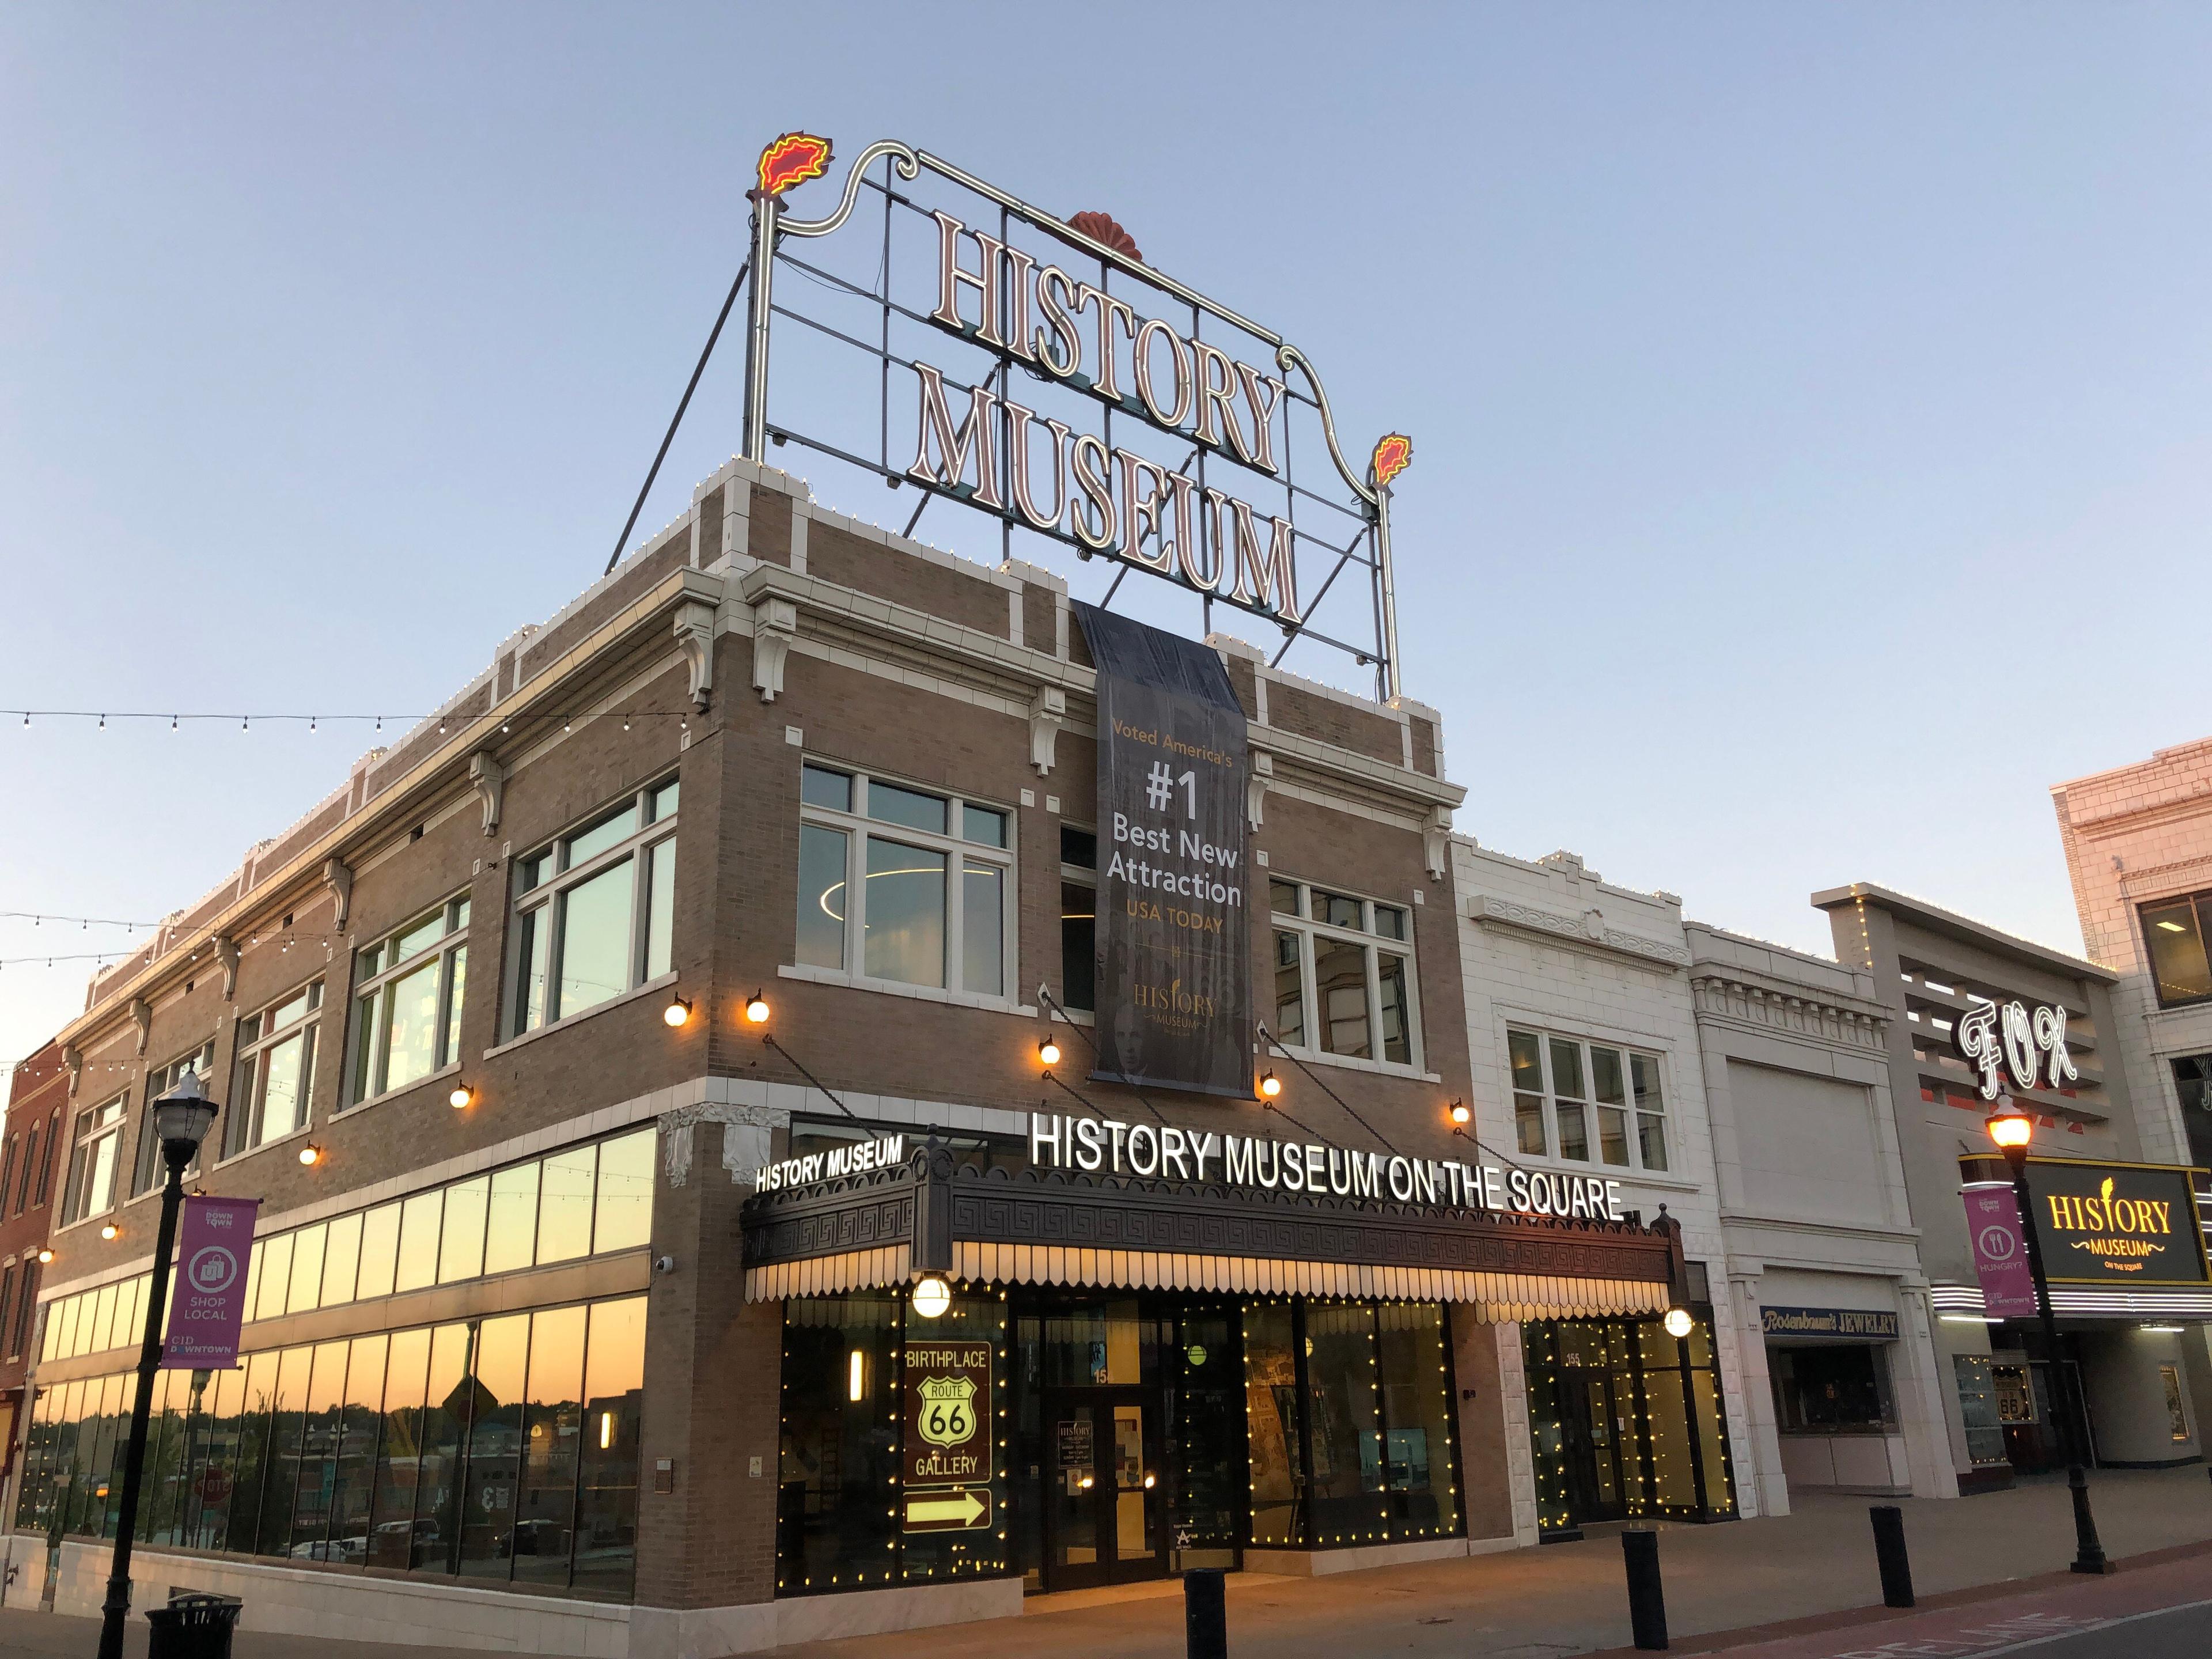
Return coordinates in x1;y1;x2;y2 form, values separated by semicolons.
737;560;1464;820
1467;892;1690;970
61;566;718;1056
1690;973;1889;1052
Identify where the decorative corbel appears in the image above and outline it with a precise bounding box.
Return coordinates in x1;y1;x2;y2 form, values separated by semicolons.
1423;804;1452;881
751;596;798;703
323;857;354;931
1247;751;1275;832
469;752;506;838
1028;685;1066;776
213;934;241;1001
61;1044;82;1096
130;997;152;1056
675;600;717;711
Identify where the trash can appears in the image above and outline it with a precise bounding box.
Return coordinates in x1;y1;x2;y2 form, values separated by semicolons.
145;1592;243;1659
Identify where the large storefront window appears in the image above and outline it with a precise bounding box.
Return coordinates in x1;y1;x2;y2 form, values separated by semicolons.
777;1289;1010;1595
782;1289;1460;1597
1771;1345;1895;1433
1524;1313;1734;1535
14;1293;644;1599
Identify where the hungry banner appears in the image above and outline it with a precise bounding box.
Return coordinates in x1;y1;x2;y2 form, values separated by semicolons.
1075;602;1251;1097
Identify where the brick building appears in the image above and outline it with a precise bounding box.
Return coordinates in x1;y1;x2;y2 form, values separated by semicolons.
0;1043;64;1519
0;448;1698;1654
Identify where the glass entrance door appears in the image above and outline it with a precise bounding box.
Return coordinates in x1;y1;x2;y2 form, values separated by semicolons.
1559;1372;1629;1522
1044;1389;1164;1590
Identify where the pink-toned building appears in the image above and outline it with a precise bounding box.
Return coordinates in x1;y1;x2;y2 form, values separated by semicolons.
2052;736;2212;1173
2052;736;2212;1444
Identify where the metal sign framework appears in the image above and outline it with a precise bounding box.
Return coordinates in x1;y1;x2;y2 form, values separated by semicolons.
734;135;1412;703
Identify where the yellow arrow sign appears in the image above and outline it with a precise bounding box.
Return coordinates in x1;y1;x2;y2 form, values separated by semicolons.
904;1486;989;1529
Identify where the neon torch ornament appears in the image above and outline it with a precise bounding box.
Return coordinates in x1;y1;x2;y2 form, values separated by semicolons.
1372;433;1414;491
755;132;832;200
745;131;834;461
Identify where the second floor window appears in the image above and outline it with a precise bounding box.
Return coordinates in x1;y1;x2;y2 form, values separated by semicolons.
228;984;323;1155
795;764;1012;999
1269;879;1419;1067
134;1042;217;1194
2141;891;2212;1008
1060;826;1099;1012
36;1109;58;1206
62;1093;128;1226
1508;1028;1670;1172
351;899;468;1103
512;779;678;1035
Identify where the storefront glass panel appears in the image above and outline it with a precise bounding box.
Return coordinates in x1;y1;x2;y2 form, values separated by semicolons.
1525;1313;1734;1533
778;1290;1008;1596
1304;1302;1386;1546
1242;1302;1301;1546
1377;1304;1460;1539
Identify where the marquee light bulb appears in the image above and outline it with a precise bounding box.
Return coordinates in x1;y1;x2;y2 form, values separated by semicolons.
744;990;771;1024
1037;1038;1061;1067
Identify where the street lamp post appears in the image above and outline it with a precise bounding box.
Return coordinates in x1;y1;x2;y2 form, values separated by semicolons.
1986;1101;2111;1576
95;1071;218;1659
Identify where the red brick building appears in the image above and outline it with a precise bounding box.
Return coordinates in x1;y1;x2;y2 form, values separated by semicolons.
0;1044;64;1473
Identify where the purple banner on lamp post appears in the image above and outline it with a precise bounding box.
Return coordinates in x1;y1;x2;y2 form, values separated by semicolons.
162;1196;260;1369
1963;1181;2039;1319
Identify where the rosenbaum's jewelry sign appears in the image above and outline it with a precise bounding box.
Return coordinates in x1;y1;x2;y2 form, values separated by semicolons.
736;132;1416;702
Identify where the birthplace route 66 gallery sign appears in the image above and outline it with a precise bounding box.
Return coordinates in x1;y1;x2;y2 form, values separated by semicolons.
902;1338;994;1533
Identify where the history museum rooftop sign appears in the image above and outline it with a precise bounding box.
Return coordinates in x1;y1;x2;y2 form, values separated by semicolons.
734;132;1414;702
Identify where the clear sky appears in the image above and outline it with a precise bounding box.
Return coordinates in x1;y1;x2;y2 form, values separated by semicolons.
5;3;2211;1071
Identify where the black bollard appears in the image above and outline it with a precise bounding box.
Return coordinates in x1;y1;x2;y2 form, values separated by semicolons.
1869;1505;1915;1609
1622;1529;1668;1652
1184;1566;1227;1659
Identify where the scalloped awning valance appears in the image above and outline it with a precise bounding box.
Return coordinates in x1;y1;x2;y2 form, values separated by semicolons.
740;1152;1682;1318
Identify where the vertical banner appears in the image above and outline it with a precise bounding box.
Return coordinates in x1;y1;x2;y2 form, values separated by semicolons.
1074;603;1252;1097
162;1196;260;1368
1961;1181;2040;1318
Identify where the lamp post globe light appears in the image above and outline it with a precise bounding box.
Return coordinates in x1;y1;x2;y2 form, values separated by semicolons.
96;1070;219;1659
1984;1100;2111;1577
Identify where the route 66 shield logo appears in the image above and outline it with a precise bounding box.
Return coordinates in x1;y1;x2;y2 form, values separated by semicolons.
916;1374;977;1448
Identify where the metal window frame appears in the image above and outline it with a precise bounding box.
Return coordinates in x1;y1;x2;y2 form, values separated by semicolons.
509;783;678;1037
347;895;470;1106
796;761;1017;1002
1508;1028;1670;1177
224;981;326;1157
1267;877;1422;1073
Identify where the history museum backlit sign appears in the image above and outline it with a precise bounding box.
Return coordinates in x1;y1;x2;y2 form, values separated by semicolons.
736;132;1414;702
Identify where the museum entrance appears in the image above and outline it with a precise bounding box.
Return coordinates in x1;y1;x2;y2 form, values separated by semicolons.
1014;1293;1245;1593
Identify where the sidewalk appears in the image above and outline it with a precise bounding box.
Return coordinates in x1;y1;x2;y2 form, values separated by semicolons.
773;1468;2212;1659
0;1468;2206;1659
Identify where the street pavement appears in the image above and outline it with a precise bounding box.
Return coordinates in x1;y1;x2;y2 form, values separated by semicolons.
0;1467;2205;1659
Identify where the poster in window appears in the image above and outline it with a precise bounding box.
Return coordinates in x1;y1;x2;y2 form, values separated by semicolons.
1074;602;1252;1098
